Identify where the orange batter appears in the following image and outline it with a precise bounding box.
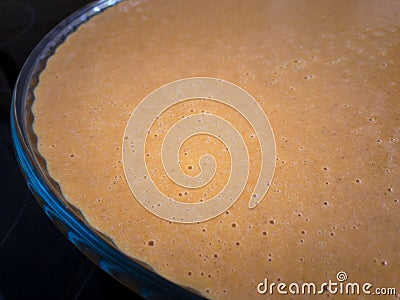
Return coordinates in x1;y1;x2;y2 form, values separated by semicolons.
33;0;400;299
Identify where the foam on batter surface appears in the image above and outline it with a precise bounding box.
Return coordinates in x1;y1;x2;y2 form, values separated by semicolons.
33;0;400;299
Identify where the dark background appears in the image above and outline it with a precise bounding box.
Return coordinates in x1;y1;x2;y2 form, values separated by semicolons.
0;1;144;299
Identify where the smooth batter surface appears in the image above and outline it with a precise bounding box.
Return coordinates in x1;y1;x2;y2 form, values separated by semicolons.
33;0;400;299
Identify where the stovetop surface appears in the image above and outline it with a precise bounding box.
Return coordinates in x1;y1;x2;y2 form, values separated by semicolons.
0;1;144;299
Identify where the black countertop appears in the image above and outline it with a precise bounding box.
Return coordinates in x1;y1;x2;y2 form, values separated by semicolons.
0;1;144;299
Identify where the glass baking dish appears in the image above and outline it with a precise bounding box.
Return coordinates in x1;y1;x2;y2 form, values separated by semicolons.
10;0;205;299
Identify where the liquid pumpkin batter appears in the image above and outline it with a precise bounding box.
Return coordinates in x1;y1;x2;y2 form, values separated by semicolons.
33;0;400;299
